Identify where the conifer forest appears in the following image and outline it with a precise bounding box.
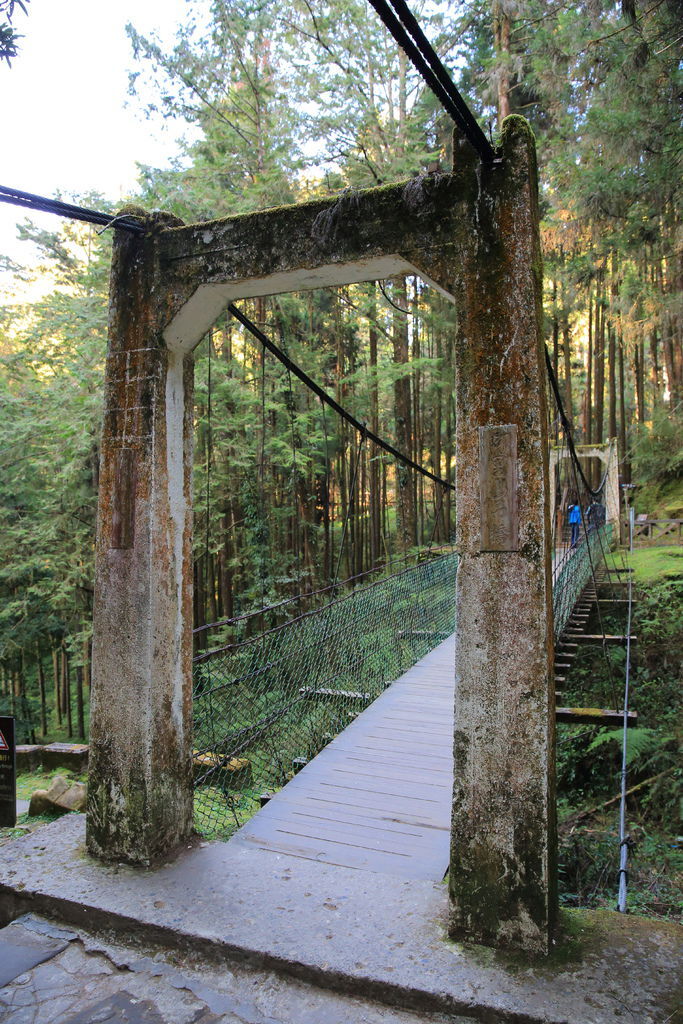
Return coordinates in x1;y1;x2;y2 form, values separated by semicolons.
1;0;681;758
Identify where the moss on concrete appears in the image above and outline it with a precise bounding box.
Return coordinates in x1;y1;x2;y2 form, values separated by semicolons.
444;905;683;993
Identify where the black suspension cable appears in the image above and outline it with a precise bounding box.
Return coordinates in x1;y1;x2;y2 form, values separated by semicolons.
227;302;455;492
545;346;609;498
0;185;145;234
366;0;495;163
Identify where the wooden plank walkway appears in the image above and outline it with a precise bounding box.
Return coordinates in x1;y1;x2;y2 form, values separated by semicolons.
234;634;456;880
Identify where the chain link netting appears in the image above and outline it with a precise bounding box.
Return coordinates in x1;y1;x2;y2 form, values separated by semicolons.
192;524;614;839
552;522;614;640
192;550;457;838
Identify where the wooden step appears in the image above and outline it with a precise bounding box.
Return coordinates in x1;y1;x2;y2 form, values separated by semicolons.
556;707;638;726
300;687;371;701
566;634;636;645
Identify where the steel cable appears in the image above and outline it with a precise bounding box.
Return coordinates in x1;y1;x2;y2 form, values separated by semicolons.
0;184;145;234
227;302;455;492
366;0;495;162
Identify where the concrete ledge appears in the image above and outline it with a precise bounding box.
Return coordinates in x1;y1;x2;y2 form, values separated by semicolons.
16;744;89;774
15;745;43;772
40;743;89;773
0;816;680;1024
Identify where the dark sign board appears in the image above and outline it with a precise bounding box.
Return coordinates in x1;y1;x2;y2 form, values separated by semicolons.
0;716;16;827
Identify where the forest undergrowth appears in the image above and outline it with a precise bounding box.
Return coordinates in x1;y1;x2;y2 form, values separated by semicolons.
557;546;683;921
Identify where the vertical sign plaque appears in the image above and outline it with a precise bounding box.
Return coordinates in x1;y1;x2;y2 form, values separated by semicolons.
0;715;16;828
479;425;519;551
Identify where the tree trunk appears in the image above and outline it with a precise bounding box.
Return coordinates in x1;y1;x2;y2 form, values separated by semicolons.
492;1;512;126
562;317;573;423
650;329;661;404
551;279;559;383
36;651;48;737
62;644;73;739
634;330;646;424
76;665;86;741
53;647;62;726
608;324;617;440
433;318;444;540
392;277;416;551
585;288;593;444
595;278;605;444
618;334;630;484
368;287;381;567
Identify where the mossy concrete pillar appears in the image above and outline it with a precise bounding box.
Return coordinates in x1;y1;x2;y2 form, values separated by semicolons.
87;211;195;864
448;117;557;953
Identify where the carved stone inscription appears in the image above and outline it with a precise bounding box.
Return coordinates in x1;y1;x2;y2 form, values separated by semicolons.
479;425;518;551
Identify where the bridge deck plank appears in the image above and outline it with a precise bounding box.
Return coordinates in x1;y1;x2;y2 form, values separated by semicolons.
234;634;456;880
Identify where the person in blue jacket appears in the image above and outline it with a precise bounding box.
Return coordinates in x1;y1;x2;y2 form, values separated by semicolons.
568;503;582;548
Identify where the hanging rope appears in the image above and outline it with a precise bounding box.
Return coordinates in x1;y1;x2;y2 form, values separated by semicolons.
227;302;454;492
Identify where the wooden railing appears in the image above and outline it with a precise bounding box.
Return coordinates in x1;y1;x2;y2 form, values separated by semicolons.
621;518;683;546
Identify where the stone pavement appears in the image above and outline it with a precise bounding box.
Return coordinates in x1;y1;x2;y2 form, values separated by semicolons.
0;816;681;1024
0;914;471;1024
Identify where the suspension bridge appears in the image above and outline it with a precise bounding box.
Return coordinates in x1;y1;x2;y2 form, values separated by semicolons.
84;132;634;958
0;0;637;959
190;447;625;882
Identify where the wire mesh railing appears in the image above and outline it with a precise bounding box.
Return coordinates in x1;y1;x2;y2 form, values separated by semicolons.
552;522;614;640
192;522;614;839
192;550;457;838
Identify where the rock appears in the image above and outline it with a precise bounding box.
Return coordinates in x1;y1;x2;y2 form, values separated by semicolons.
28;776;87;817
54;782;87;813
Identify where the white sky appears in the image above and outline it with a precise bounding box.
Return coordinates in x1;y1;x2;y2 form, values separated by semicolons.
1;0;190;281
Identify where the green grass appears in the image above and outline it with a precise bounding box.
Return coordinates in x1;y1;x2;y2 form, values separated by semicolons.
0;768;89;847
193;785;262;841
626;545;683;583
15;767;87;800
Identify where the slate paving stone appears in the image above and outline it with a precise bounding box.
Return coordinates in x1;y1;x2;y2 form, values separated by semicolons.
0;916;469;1024
63;990;170;1024
0;928;68;987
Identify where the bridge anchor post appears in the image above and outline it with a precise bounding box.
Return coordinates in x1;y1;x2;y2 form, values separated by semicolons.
86;211;195;864
449;117;557;954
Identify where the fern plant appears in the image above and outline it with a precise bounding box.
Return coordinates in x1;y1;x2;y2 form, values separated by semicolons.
586;727;664;769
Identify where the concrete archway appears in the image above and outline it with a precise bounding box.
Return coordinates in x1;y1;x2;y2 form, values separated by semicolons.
87;117;556;953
